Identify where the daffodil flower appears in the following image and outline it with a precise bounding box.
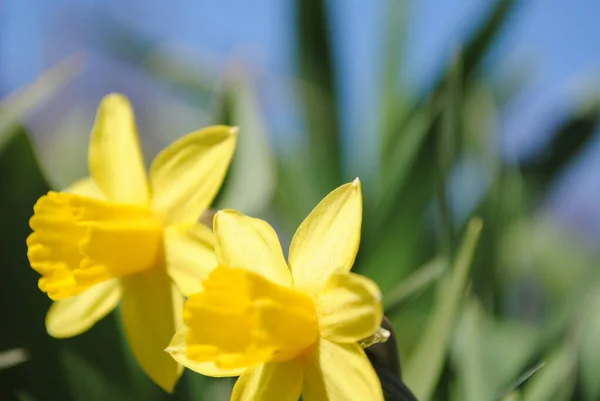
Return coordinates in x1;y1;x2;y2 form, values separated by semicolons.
26;93;237;391
168;179;385;401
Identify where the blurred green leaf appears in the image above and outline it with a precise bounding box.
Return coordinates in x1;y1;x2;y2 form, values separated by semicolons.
375;104;437;232
519;98;599;195
379;0;409;148
296;0;342;195
501;391;521;401
578;287;600;401
16;391;37;401
272;153;323;238
383;257;446;315
496;362;545;401
485;322;540;394
91;14;214;105
383;0;517;161
452;300;494;401
213;70;276;216
436;56;462;258
404;217;482;400
461;0;518;80
0;128;71;401
521;345;577;401
0;55;83;152
452;297;541;401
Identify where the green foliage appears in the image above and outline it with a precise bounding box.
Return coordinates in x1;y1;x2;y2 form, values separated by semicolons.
404;218;482;400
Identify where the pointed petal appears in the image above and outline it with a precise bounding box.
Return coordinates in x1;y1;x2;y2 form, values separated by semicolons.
149;125;237;223
289;179;363;295
46;279;121;338
213;210;291;287
317;272;383;343
164;223;218;296
64;177;106;200
166;327;244;377
303;339;384;401
231;360;303;401
120;269;183;392
89;93;149;205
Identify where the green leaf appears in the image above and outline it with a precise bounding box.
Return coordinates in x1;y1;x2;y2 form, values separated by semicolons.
462;0;519;80
296;0;342;194
16;391;37;401
383;257;446;315
521;345;577;401
379;0;409;149
496;362;545;401
375;104;437;231
500;391;521;401
0;55;83;152
435;56;462;259
404;217;483;401
0;128;71;401
213;71;276;216
578;287;600;400
90;14;214;105
452;300;494;401
452;299;540;401
519;98;599;196
272;154;323;238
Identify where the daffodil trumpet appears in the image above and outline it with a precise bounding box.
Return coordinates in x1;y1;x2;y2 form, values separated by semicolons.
27;93;237;391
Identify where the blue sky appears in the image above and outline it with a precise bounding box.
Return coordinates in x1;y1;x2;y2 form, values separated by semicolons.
3;0;600;234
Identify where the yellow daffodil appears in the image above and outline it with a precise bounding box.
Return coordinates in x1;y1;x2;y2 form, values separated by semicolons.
168;179;385;401
26;93;237;391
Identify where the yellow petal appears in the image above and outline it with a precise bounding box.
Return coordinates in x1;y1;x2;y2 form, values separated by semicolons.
231;360;303;401
164;223;218;296
64;177;106;200
289;179;363;295
166;326;244;377
213;210;291;287
149;125;237;224
302;339;384;401
120;269;183;392
184;266;317;370
46;279;121;338
89;93;149;205
28;191;164;300
317;272;382;343
28;193;90;300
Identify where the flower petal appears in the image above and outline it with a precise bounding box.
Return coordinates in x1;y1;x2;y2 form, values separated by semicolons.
46;279;121;338
231;360;303;401
289;179;363;295
120;269;183;392
183;266;317;370
166;326;244;377
317;272;382;343
303;339;384;401
164;223;218;296
64;177;106;200
88;93;149;205
213;210;291;287
149;125;237;223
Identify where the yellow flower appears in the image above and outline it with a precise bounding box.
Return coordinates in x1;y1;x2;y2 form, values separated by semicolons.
26;93;237;392
168;179;385;401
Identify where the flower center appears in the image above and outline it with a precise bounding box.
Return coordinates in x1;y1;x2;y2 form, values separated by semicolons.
184;266;319;369
27;191;164;300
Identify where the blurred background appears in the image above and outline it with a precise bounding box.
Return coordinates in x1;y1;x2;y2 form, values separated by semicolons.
2;0;600;400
